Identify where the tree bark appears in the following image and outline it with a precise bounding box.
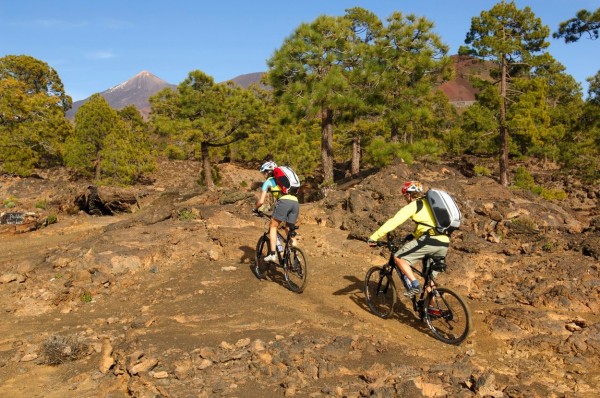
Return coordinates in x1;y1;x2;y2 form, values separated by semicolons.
95;152;102;181
201;142;214;189
321;108;334;184
351;135;360;175
499;53;510;187
390;124;399;143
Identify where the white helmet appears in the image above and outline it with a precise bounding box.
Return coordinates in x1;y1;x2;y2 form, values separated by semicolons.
260;161;277;173
401;181;423;195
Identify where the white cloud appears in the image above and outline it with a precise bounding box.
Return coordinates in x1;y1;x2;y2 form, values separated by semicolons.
21;19;88;29
85;50;116;60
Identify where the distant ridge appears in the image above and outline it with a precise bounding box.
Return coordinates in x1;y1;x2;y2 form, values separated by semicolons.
66;57;486;120
228;72;266;89
438;55;491;108
66;71;176;120
224;57;487;107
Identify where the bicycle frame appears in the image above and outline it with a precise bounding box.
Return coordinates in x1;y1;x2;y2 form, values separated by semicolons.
260;229;298;268
374;239;444;314
254;210;308;293
366;237;470;344
256;211;297;268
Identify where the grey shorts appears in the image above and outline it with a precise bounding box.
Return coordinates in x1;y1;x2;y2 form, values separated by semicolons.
395;235;448;267
272;199;299;225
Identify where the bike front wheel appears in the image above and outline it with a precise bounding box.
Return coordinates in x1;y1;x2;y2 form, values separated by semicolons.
284;247;308;293
254;235;270;279
424;287;471;345
364;266;397;319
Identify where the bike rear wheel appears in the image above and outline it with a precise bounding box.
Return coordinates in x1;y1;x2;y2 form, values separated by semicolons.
424;287;471;345
254;235;270;279
284;247;308;293
364;266;397;318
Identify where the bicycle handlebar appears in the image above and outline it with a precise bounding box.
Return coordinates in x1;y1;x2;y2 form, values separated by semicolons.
366;234;413;250
253;210;270;219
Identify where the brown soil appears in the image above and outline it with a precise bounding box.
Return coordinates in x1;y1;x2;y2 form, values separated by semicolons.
0;159;598;397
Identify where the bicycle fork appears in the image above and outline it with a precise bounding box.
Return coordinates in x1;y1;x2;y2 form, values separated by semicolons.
376;268;393;295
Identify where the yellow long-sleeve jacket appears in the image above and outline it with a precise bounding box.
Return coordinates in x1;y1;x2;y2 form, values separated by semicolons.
368;199;449;244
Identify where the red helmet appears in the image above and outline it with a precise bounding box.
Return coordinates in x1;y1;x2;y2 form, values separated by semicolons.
401;181;423;195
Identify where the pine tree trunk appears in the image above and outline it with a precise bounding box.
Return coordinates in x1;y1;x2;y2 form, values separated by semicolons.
351;135;360;175
321;108;334;184
499;54;510;187
95;153;102;181
390;124;399;143
201;142;214;189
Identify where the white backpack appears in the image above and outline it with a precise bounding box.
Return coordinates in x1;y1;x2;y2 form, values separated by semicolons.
419;189;462;235
273;166;301;195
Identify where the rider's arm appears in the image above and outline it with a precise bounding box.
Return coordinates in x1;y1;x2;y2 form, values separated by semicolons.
255;189;268;210
255;179;272;210
368;201;418;241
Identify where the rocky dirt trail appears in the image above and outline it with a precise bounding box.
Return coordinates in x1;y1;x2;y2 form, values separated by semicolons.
0;160;598;397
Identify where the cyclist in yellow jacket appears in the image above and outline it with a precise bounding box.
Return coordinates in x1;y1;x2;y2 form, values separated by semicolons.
368;181;449;297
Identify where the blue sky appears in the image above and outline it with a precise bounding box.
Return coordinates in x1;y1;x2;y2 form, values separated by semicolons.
1;0;598;101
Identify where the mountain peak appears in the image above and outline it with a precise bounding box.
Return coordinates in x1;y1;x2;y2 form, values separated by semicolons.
66;71;176;120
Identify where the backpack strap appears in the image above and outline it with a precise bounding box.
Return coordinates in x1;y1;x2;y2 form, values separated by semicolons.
416;199;423;213
414;199;438;235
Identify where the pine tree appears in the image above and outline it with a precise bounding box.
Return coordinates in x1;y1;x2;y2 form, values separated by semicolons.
553;7;600;43
150;71;265;188
0;70;72;176
375;11;453;145
463;0;550;186
267;8;452;182
66;94;118;179
267;14;356;185
66;94;155;184
554;10;600;182
0;55;72;112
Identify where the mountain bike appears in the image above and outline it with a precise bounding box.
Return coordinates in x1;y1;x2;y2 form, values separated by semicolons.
253;211;308;293
364;237;471;345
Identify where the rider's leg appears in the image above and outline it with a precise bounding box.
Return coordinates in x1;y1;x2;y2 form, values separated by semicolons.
395;256;421;297
268;217;282;254
395;256;417;282
263;217;282;263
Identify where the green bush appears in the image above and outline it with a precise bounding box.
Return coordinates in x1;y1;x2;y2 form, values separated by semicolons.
364;137;414;167
3;196;17;208
514;167;536;190
542;241;554;252
513;166;566;201
178;208;197;221
409;138;443;163
539;188;567;201
80;290;93;303
166;144;187;160
474;165;492;177
45;214;58;225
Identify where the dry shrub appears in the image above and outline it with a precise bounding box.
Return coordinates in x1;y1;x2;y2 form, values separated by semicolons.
41;335;88;365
